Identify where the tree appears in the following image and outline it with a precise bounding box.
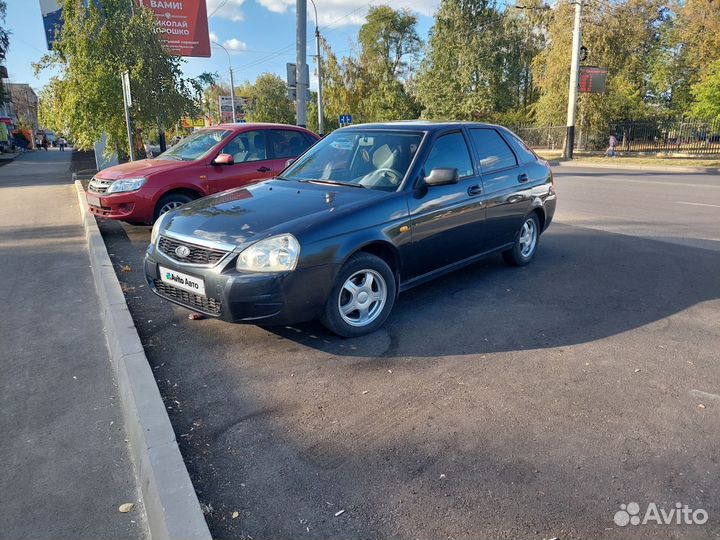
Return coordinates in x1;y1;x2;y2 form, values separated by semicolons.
237;73;295;124
691;60;720;120
0;0;10;105
35;0;206;154
358;6;422;121
417;0;536;123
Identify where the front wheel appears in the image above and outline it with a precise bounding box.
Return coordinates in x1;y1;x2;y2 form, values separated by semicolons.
321;253;396;337
154;193;195;222
503;213;540;267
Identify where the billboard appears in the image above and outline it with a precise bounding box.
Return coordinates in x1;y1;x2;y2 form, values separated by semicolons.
579;67;608;93
40;0;99;49
136;0;211;57
219;96;252;123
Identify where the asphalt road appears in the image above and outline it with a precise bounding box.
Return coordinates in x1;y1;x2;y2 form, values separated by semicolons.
99;166;720;540
0;150;146;540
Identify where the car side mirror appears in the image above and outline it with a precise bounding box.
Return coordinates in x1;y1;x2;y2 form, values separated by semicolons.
212;153;234;166
424;168;459;186
285;158;295;168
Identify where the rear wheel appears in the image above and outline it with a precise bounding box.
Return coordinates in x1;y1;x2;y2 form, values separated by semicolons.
321;253;396;337
154;192;195;222
502;213;540;267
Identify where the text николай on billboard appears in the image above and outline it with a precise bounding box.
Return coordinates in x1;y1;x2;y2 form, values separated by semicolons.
136;0;211;58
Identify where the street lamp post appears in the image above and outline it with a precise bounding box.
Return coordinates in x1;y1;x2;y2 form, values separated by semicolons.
308;0;324;136
213;41;237;123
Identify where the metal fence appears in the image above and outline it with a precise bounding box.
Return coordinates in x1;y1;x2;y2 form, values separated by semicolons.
514;120;720;155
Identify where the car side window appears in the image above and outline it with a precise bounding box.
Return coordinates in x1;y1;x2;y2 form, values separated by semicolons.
222;130;268;163
502;129;537;164
270;130;313;159
423;132;474;178
469;129;518;173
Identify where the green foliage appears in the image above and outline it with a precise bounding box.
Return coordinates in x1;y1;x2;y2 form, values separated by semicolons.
34;0;210;152
0;0;9;105
691;60;720;121
237;73;295;124
417;0;546;124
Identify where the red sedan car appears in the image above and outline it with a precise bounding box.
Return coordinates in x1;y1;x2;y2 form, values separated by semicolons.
86;123;319;224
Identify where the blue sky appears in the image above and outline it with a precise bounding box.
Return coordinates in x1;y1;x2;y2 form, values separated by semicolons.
4;0;440;95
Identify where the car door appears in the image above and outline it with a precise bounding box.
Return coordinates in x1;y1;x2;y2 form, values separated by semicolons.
267;129;316;172
205;129;275;194
468;128;531;248
405;130;487;279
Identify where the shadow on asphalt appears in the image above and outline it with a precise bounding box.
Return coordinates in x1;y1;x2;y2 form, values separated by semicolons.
99;218;720;539
265;223;720;358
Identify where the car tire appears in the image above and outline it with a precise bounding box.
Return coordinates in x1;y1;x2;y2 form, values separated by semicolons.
154;193;195;222
321;252;397;337
503;213;540;267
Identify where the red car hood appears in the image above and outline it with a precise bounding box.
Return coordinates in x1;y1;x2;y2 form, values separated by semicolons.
95;158;190;180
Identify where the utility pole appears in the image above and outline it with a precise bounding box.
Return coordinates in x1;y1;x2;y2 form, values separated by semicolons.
296;0;308;128
213;41;236;123
564;0;584;159
309;0;324;135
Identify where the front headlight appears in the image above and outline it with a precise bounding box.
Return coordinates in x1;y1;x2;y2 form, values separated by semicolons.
150;211;168;245
236;234;300;273
107;177;146;193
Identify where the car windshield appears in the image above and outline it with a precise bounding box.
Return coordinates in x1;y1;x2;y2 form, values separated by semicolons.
157;129;232;161
280;130;424;191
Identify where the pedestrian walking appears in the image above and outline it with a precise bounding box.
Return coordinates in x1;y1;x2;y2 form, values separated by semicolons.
607;133;618;157
58;136;67;151
35;136;41;150
42;136;49;151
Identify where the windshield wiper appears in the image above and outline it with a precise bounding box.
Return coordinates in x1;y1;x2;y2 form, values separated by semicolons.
157;154;182;161
299;179;366;189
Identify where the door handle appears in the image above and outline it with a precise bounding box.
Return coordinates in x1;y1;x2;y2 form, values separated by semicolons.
518;173;529;183
467;184;483;196
257;166;272;173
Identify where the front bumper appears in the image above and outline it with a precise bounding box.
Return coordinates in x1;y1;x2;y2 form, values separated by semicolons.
144;244;338;325
86;189;157;224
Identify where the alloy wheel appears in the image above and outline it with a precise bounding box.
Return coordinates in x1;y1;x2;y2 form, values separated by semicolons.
519;218;537;258
337;269;387;327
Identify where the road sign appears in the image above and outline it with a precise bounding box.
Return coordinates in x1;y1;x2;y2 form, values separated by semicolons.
121;71;132;108
579;66;608;93
339;114;353;126
219;96;252;122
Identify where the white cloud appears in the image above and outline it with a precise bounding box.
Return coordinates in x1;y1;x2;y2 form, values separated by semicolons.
223;38;248;51
252;0;439;27
256;0;294;14
209;32;220;43
206;0;246;22
312;0;439;28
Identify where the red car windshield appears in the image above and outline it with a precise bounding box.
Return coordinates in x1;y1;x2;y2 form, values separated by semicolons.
158;129;233;161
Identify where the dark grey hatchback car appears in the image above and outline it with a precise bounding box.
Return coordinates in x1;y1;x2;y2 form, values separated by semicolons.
145;121;556;336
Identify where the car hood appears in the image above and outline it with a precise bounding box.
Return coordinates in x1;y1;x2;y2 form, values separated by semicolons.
95;158;189;180
161;179;387;247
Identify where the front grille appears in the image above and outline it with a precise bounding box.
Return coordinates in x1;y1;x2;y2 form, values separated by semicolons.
88;177;113;194
153;280;222;315
158;236;229;266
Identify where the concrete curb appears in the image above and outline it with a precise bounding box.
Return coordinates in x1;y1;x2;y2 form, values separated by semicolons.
548;160;720;174
74;181;212;540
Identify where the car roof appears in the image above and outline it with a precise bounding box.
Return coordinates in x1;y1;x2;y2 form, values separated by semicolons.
339;120;507;132
211;122;314;131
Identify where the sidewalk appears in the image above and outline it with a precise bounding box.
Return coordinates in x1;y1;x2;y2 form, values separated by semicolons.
0;149;147;539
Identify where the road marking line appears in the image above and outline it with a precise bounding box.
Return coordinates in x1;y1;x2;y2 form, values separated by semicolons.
557;175;720;189
675;201;720;208
689;389;720;401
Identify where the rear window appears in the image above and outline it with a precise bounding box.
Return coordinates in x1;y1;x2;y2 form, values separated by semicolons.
502;129;538;164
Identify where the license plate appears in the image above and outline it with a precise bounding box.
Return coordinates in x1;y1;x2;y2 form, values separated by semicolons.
87;194;101;207
159;266;206;296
